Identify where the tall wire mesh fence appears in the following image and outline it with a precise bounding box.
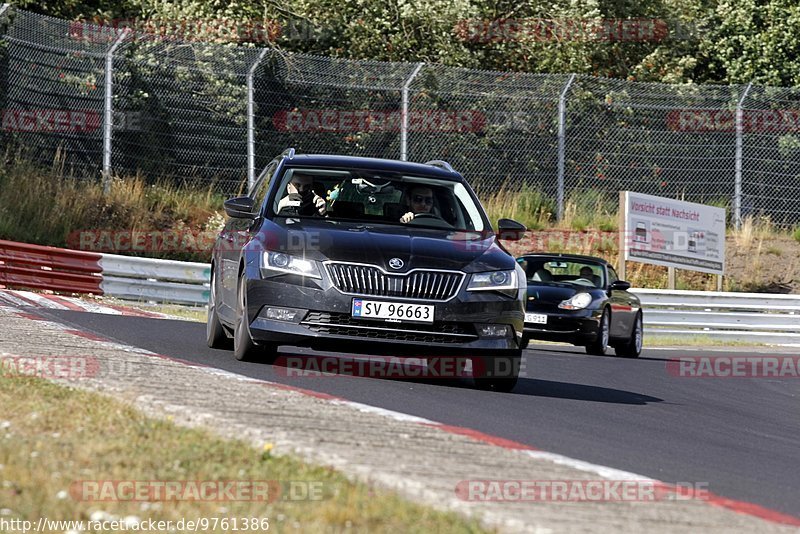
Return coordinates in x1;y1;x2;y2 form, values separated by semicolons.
2;6;800;225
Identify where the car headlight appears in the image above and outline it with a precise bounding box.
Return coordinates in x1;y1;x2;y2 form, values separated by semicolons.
261;251;321;279
558;292;593;310
467;270;518;298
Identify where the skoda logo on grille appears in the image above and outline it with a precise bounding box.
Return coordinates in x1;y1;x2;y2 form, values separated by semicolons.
388;258;404;270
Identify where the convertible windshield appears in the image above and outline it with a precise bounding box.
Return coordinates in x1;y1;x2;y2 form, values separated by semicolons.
518;257;606;288
271;167;487;231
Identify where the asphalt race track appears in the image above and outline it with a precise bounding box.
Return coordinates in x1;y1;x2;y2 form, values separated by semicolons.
40;309;800;518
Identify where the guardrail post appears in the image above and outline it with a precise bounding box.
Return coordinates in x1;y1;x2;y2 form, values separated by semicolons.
247;49;269;193
734;82;752;230
400;63;424;161
102;29;129;195
557;74;576;221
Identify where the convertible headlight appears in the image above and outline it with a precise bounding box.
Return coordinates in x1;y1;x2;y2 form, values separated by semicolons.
261;251;321;279
558;292;593;310
467;270;518;298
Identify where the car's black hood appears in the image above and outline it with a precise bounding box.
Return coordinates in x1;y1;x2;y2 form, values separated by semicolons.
256;218;513;273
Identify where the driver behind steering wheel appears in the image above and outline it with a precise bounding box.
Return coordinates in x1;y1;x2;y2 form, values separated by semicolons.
400;185;435;223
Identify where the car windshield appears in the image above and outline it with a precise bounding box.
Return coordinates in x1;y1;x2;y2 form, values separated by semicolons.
518;257;605;288
271;167;487;231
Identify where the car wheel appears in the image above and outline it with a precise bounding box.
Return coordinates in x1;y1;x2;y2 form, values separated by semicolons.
233;274;277;362
586;308;610;356
615;311;643;358
206;270;230;349
471;352;521;392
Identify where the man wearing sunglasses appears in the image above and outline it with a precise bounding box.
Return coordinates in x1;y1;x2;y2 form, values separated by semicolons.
400;185;435;223
277;172;328;216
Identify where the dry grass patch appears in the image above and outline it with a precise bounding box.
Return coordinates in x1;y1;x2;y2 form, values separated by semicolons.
0;376;488;533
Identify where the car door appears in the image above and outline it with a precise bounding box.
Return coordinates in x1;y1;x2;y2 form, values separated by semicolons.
606;265;636;337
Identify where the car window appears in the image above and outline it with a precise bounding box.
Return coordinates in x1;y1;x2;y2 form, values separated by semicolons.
252;162;277;210
607;267;619;285
522;258;605;288
270;167;487;231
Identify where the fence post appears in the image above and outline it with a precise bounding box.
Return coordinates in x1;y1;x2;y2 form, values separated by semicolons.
102;29;129;194
734;82;752;230
557;74;576;221
247;49;269;193
400;63;424;161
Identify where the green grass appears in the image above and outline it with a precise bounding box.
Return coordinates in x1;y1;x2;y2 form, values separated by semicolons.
0;375;488;533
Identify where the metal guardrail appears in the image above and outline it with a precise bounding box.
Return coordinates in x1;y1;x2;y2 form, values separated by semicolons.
0;239;103;294
98;253;210;305
632;288;800;345
2;239;799;343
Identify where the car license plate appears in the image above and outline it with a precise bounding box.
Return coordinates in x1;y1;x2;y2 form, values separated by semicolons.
525;313;548;324
352;299;434;324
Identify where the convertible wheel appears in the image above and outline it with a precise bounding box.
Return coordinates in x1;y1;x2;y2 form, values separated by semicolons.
471;352;521;392
585;308;610;356
206;270;230;349
233;275;277;363
615;311;643;358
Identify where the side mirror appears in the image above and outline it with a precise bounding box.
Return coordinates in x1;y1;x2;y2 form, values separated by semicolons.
497;218;527;241
609;280;631;291
224;196;257;219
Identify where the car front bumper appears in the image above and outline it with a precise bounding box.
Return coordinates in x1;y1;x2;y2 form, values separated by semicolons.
522;307;602;345
244;273;524;356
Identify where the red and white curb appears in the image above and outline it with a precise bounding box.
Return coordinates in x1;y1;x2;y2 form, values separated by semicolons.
0;289;175;319
3;301;800;529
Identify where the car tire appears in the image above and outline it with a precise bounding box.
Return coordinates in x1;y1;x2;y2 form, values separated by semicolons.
586;308;610;356
206;270;230;349
471;352;521;392
615;311;643;359
233;274;277;363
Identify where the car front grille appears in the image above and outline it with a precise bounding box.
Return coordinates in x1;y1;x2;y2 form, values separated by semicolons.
301;312;477;344
325;262;463;301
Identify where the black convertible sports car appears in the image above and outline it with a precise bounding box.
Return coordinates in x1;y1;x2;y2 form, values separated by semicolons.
207;149;528;391
516;253;643;358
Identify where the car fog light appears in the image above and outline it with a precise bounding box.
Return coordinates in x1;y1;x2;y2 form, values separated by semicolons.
264;307;300;322
478;324;510;338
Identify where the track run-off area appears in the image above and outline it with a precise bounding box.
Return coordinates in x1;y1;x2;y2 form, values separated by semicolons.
1;292;798;532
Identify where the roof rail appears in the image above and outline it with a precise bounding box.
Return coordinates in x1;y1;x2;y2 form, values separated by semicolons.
281;148;296;160
424;159;455;172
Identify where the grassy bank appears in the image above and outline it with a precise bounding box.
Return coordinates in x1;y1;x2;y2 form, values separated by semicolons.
0;375;487;533
1;158;798;292
0;158;226;262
